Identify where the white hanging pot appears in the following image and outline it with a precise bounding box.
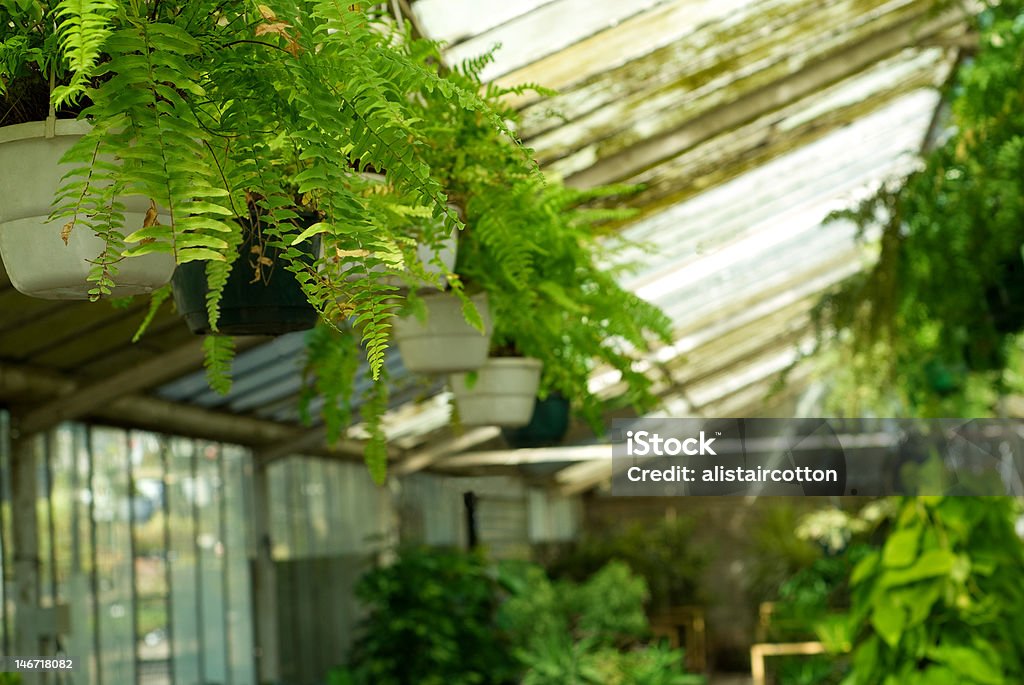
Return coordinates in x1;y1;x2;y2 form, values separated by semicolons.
0;119;175;299
392;292;492;373
449;357;543;428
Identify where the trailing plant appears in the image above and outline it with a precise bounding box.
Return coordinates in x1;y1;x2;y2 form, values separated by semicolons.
1;1;672;479
831;497;1024;684
816;0;1024;416
0;1;524;478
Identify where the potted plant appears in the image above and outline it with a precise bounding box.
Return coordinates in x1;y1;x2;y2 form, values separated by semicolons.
391;289;493;373
0;1;531;478
449;353;544;428
0;118;175;299
170;204;321;335
501;392;572;448
405;53;673;435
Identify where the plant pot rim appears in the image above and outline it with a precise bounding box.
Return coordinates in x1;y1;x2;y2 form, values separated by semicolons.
0;118;91;144
478;356;542;370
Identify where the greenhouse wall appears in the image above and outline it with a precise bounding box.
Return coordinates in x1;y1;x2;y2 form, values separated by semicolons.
0;413;581;685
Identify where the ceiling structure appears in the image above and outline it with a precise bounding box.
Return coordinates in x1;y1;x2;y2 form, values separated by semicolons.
0;0;969;491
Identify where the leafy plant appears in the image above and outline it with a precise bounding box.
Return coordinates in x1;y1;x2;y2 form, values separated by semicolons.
543;518;706;612
0;1;522;477
816;0;1024;415
1;1;674;480
834;497;1024;684
406;51;674;430
342;546;520;685
501;561;702;685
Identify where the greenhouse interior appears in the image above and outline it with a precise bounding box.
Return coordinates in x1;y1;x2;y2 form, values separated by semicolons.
1;0;1024;683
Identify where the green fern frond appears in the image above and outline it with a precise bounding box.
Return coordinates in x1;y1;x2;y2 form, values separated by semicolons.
51;0;117;105
202;334;235;396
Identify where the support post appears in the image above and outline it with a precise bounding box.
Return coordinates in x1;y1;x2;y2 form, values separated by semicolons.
252;464;280;684
11;433;41;685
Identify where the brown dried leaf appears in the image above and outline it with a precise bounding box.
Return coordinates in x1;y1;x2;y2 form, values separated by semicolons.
250;245;263;255
257;256;273;266
257;4;277;21
60;221;74;246
143;199;160;228
255;20;292;38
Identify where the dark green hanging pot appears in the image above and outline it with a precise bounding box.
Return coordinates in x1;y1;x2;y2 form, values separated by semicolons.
171;223;320;336
501;393;571;448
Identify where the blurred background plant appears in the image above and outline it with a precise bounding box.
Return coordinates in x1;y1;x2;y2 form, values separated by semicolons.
815;0;1024;417
836;497;1024;684
541;517;707;613
330;548;704;685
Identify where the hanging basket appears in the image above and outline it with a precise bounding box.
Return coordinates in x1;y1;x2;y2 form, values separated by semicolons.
501;392;571;448
171;229;320;336
0;119;175;299
392;292;492;373
449;357;543;427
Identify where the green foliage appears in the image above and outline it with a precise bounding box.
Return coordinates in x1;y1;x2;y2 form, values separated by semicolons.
0;674;23;685
772;654;849;685
501;561;651;650
299;323;360;444
131;283;170;342
202;334;234;395
339;550;702;685
817;0;1024;415
1;0;672;481
543;518;706;612
501;561;701;685
838;497;1024;685
743;503;822;606
409;51;673;430
343;546;521;685
770;544;873;643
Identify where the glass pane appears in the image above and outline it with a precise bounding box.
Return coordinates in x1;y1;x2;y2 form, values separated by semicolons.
66;424;99;683
167;437;202;685
223;446;256;685
196;441;227;684
91;426;137;684
134;432;172;685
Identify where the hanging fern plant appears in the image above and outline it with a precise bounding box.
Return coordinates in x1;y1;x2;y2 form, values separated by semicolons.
0;0;505;477
411;52;674;431
1;1;672;479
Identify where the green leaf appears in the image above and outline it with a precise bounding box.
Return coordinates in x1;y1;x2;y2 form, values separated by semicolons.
882;526;921;568
928;643;1003;685
291;222;333;245
881;549;957;587
871;601;905;648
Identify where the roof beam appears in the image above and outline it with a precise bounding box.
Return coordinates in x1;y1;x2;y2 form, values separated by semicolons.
393;426;501;476
14;337;268;435
0;362;370;460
